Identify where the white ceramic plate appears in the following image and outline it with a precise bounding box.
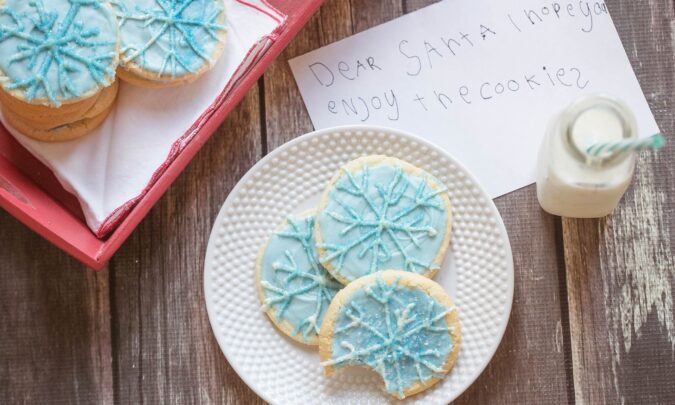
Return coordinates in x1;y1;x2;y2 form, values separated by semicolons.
204;126;514;404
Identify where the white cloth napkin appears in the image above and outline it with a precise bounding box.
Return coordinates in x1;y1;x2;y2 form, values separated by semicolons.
0;0;285;236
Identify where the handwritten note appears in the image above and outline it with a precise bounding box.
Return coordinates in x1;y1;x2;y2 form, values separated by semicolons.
289;0;659;198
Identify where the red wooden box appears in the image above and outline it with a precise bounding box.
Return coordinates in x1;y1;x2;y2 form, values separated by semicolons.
0;0;322;270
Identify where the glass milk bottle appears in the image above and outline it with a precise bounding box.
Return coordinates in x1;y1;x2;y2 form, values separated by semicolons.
536;95;637;218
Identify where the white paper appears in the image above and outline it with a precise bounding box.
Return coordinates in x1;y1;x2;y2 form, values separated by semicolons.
0;0;284;235
290;0;659;199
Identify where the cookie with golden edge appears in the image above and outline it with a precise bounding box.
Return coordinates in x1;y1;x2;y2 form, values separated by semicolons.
115;65;206;89
256;210;342;346
315;155;453;285
0;0;119;107
76;80;119;121
3;97;116;142
0;88;100;126
319;270;461;399
1;81;119;131
111;0;228;88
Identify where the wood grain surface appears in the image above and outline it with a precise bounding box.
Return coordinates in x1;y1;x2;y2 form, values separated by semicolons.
110;85;264;405
0;219;112;404
0;0;672;404
562;1;675;404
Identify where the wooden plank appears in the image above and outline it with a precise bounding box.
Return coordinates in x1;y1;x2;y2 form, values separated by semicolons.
350;0;403;31
563;0;675;404
109;85;264;404
264;0;351;151
404;0;434;13
453;191;572;404
0;214;113;404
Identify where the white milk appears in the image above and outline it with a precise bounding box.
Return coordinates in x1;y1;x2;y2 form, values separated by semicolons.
536;96;637;218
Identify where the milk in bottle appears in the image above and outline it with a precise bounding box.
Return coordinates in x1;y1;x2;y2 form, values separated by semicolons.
536;95;637;218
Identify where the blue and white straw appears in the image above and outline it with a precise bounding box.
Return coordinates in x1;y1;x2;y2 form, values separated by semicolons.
586;133;665;157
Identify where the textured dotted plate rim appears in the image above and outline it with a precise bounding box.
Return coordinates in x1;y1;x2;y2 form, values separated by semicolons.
204;125;514;405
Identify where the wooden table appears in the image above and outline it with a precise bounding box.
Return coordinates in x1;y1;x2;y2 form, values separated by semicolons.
1;0;673;403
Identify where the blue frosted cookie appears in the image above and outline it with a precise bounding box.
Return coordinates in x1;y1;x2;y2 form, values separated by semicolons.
319;270;461;399
256;211;343;346
0;0;119;107
110;0;227;87
316;155;452;285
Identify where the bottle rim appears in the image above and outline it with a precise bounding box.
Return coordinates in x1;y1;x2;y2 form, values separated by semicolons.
561;95;637;168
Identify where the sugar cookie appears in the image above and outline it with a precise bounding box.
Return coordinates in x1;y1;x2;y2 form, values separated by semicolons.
1;80;118;131
0;87;99;126
0;0;119;107
3;92;116;142
111;0;227;87
319;270;461;399
256;211;342;346
316;155;452;285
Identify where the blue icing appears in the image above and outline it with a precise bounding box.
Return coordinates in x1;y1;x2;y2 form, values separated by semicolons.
110;0;226;78
260;214;342;342
324;276;454;398
318;163;449;283
0;0;118;106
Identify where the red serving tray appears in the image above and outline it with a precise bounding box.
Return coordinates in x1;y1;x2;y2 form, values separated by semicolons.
0;0;322;270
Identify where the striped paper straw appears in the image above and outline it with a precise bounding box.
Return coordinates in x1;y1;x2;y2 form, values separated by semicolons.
586;133;665;157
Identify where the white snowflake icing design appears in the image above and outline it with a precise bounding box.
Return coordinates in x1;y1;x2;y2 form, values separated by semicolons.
261;216;342;341
322;276;455;398
320;164;448;276
0;0;117;106
110;0;226;77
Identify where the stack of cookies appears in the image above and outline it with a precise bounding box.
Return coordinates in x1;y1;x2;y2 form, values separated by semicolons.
257;155;462;399
0;0;120;142
0;0;227;142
